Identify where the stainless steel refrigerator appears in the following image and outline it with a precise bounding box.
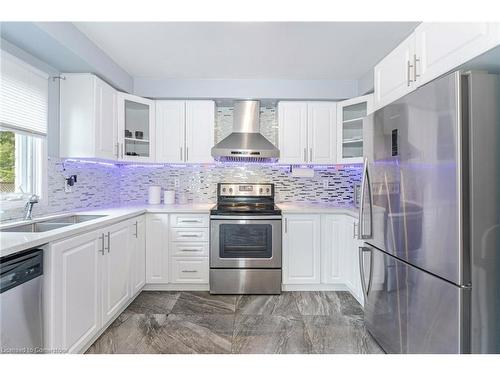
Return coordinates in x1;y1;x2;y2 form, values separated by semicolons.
359;71;500;354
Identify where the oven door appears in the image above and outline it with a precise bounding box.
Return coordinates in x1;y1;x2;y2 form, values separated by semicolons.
210;216;282;269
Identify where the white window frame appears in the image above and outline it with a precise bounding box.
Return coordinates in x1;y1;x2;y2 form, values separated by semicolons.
0;50;49;210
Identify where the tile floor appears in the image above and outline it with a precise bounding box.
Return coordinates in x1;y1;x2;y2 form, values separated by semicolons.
86;291;384;354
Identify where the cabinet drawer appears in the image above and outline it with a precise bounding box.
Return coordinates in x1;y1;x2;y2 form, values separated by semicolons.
170;258;209;284
170;214;209;228
170;242;209;257
170;228;209;242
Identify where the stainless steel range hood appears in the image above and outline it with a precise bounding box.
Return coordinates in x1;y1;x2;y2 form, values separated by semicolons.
211;100;280;162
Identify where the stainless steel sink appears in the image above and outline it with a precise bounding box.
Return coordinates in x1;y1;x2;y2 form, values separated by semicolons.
42;214;107;224
0;214;107;233
0;222;73;233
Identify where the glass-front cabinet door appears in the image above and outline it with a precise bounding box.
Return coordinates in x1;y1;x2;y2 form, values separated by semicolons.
337;94;373;164
117;92;155;162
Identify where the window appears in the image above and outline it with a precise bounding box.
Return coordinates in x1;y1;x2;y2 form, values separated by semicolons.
0;50;48;206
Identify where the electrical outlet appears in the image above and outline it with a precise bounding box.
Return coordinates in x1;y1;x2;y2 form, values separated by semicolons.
174;178;180;188
323;179;329;189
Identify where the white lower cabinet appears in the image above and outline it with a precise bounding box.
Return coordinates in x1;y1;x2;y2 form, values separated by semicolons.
101;220;131;323
282;213;364;306
145;213;169;283
49;230;101;354
170;258;209;284
48;216;145;353
282;214;321;284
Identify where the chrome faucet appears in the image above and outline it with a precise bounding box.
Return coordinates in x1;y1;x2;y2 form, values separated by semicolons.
24;194;39;220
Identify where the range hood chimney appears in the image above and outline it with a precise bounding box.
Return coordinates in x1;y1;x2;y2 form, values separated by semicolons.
211;100;280;162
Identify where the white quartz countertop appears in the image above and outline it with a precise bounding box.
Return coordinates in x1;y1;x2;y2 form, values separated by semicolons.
0;202;361;258
0;204;214;258
277;202;359;217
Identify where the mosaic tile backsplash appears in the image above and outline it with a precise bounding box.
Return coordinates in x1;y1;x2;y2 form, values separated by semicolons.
0;104;361;221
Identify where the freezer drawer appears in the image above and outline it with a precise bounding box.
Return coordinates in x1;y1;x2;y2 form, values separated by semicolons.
361;244;469;354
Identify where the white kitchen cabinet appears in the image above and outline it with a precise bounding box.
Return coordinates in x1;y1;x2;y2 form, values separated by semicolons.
156;100;215;163
321;215;344;284
60;73;118;160
145;213;169;283
155;101;185;163
374;33;417;111
278;101;337;164
415;23;500;87
374;22;500;111
282;214;321;284
170;257;209;284
130;216;146;296
49;230;101;353
117;92;155;162
278;102;308;164
307;102;337;164
101;220;131;324
185;101;215;163
337;94;373;164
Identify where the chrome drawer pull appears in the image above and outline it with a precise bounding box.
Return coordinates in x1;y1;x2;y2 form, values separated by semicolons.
180;234;202;237
182;270;197;273
181;249;199;252
180;220;202;223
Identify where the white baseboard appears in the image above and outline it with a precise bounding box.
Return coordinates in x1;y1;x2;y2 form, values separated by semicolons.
143;283;209;291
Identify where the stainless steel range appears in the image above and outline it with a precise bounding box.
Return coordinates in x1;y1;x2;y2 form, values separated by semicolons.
210;183;282;294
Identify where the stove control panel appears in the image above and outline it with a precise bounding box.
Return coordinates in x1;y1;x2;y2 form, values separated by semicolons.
219;183;273;197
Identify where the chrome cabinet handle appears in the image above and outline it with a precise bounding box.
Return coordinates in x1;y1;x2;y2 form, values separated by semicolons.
309;148;313;162
120;143;124;159
186;147;189;161
284;218;288;233
99;234;105;255
180;234;201;238
115;142;119;158
180;147;183;161
181;249;199;252
407;60;414;87
134;221;138;238
181;270;197;273
413;54;420;81
106;231;111;252
180;219;201;223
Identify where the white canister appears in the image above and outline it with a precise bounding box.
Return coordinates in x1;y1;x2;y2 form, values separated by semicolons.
177;192;188;205
163;190;175;205
148;185;162;205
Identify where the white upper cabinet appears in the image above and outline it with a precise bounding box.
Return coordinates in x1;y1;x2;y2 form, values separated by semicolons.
374;22;500;111
374;33;416;111
278;102;308;164
415;23;500;87
307;102;337;164
117;92;155;162
156;101;185;163
337;94;373;164
60;73;118;160
282;214;321;284
156;100;215;163
278;101;336;164
185;101;215;163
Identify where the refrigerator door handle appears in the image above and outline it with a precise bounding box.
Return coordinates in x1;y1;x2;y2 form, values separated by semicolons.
359;246;374;299
358;157;374;239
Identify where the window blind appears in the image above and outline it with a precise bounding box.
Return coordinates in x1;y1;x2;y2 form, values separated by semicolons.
0;50;49;137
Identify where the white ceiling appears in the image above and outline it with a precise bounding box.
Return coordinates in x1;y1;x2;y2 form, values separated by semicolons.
75;22;419;80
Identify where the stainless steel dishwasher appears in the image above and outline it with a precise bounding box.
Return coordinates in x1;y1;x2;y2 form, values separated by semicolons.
0;248;43;354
